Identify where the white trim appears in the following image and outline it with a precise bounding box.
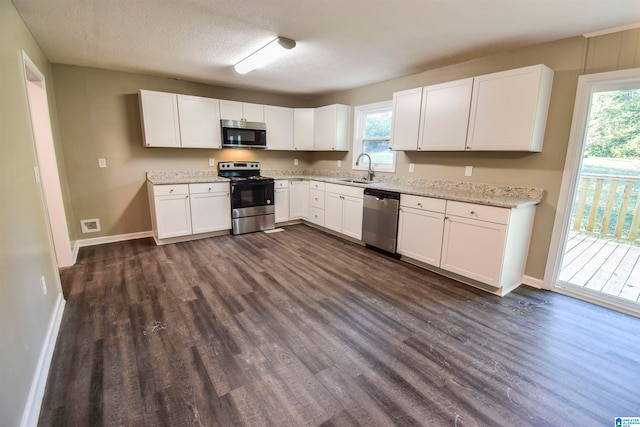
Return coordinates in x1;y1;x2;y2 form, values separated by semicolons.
71;231;154;263
584;22;640;38
522;275;544;289
21;293;65;427
544;67;640;296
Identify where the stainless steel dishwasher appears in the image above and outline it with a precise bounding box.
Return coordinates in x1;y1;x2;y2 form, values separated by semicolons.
362;188;401;256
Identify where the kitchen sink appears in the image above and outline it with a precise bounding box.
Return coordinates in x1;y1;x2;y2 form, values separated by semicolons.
337;178;371;184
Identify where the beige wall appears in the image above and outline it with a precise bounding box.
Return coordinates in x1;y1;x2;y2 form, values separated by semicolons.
52;65;313;240
0;0;64;424
51;29;640;283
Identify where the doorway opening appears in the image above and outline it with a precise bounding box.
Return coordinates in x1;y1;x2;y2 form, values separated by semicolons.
547;68;640;315
22;52;73;267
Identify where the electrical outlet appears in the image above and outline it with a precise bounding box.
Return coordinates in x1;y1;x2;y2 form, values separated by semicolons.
294;159;299;166
40;276;47;295
98;158;107;168
337;160;342;167
409;163;415;173
465;166;473;176
209;158;215;167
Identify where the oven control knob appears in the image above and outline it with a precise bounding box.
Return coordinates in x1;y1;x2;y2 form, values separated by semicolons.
267;200;272;204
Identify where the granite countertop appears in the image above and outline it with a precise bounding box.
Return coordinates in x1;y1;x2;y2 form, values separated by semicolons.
146;170;229;184
147;170;543;209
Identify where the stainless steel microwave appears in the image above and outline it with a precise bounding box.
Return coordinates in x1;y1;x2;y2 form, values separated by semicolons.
221;120;267;149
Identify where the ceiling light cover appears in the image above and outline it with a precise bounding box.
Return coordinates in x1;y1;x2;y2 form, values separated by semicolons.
234;37;296;74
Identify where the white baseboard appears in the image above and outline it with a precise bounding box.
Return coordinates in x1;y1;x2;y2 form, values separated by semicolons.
522;274;545;289
71;230;154;264
21;293;65;427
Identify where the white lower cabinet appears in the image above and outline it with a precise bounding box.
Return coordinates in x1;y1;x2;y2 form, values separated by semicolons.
324;183;364;240
308;181;326;226
189;183;231;234
274;180;290;223
397;195;535;293
149;184;192;239
148;181;231;242
289;180;309;219
397;195;446;265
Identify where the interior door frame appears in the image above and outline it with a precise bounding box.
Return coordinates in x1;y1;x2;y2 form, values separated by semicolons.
21;51;73;267
544;67;640;316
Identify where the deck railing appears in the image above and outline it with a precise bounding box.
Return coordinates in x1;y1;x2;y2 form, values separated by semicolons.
572;173;640;243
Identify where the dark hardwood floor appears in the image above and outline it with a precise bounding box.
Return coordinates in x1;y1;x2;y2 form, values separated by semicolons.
38;224;640;426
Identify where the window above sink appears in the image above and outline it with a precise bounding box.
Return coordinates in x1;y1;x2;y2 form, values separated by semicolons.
352;101;396;173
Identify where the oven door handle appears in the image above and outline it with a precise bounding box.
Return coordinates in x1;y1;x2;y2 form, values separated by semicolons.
232;181;274;188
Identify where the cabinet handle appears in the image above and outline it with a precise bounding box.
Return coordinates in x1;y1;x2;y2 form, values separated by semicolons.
417;203;422;207
417;147;422;150
340;196;344;200
208;187;212;191
185;195;189;199
470;211;476;215
445;216;449;220
170;189;174;193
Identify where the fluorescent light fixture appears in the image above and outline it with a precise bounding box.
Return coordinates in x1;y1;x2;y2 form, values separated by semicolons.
234;37;296;74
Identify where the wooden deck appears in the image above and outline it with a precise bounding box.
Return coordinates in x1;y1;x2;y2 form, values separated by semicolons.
560;232;640;303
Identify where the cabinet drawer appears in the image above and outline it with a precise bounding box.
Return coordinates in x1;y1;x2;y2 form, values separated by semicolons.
400;194;446;212
446;200;510;224
308;206;325;226
310;180;325;191
189;182;229;194
309;189;325;209
275;179;289;189
325;183;364;199
153;184;189;196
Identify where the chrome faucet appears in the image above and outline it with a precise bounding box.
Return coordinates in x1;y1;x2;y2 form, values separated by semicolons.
355;152;374;181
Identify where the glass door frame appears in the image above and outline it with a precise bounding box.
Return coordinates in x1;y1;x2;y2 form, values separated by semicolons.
544;67;640;317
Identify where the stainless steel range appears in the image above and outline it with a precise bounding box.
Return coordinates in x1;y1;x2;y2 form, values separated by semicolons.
218;161;275;235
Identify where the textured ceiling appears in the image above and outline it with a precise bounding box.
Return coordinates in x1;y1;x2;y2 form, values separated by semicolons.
11;0;640;96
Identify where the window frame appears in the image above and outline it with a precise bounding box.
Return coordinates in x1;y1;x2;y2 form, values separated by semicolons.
351;101;396;174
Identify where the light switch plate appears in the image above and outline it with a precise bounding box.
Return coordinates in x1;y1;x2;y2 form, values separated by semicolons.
409;163;415;173
465;166;473;176
209;158;215;167
98;158;107;168
294;159;299;166
337;160;342;167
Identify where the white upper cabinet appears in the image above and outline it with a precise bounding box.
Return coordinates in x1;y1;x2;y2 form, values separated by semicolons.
313;104;350;151
177;95;221;149
219;100;265;122
264;105;294;150
293;108;315;150
390;64;553;152
140;90;181;147
419;78;473;151
466;64;553;152
140;90;221;149
390;88;422;151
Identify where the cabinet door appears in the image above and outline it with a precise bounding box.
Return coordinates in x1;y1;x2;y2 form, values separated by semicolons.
242;103;265;122
397;207;445;265
219;100;244;120
265;105;294;150
177;95;221;149
419;78;473;151
342;195;364;240
190;191;231;233
140;90;181;147
466;64;552;152
155;194;192;238
390;87;422;151
324;192;343;233
289;180;309;219
293;108;314;150
313;104;350;151
440;215;507;287
275;187;290;223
